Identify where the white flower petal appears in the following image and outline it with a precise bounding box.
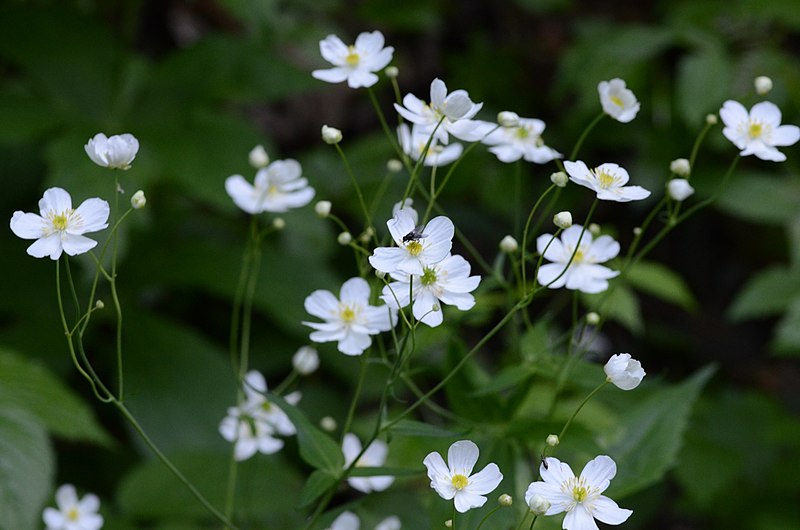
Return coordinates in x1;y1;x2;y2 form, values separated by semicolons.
447;440;479;476
10;211;46;239
591;496;633;525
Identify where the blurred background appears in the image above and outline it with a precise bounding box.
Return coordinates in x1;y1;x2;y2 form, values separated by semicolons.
1;0;799;529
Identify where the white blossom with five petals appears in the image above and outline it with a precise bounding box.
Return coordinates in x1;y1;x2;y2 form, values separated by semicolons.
423;440;503;513
719;100;800;162
564;161;650;202
225;159;315;214
369;209;454;276
84;132;139;169
481;116;562;163
597;79;640;123
536;225;620;294
43;484;104;530
397;124;463;167
312;31;394;89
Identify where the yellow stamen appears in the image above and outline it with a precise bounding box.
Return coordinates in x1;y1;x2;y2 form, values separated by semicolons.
451;474;469;490
610;95;623;107
515;127;530;139
420;267;437;286
340;306;356;322
406;241;423;256
572;484;588;502
67;507;80;521
748;122;763;139
51;212;69;231
345;46;360;66
594;169;617;188
572;249;585;263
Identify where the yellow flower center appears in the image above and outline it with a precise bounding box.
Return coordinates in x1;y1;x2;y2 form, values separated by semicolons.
610;95;624;107
572;484;588;502
572;249;585;263
267;184;279;196
340;306;356;323
748;122;763;139
345;46;360;66
260;401;272;412
451;474;469;490
420;267;437;286
594;169;618;188
406;240;423;256
51;212;69;231
515;127;530;139
67;507;80;521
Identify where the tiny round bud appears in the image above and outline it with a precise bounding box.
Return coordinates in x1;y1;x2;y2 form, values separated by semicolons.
321;125;343;145
585;312;600;326
248;144;269;168
528;494;550;515
667;178;695;202
384;65;399;79
444;520;453;528
95;300;105;310
337;231;352;245
359;227;375;244
550;171;568;188
705;113;718;125
588;223;601;235
499;235;519;254
292;346;319;375
633;226;643;236
553;211;573;229
131;190;146;209
546;434;560;446
431;303;441;312
498;493;513;507
754;75;773;95
669;158;691;177
374;269;386;280
272;217;286;230
386;158;404;173
320;416;337;432
315;200;332;218
497;111;520;128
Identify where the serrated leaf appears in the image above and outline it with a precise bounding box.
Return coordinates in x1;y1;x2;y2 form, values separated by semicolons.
626;260;697;311
0;348;110;445
269;393;344;473
728;266;800;321
605;365;715;497
296;469;338;510
386;420;465;438
0;408;54;530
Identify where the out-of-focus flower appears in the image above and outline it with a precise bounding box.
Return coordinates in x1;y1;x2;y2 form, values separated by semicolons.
481;116;562;164
597;79;640;123
719;100;800;162
303;277;396;356
337;231;353;245
342;433;394;493
564;161;650;202
423;440;503;513
43;484;104;530
706;113;718;125
384;66;399;79
85;133;139;169
667;179;695;202
497;111;520;128
604;353;645;390
499;235;518;254
397;124;463;167
10;187;109;260
312;31;394;89
369;209;454;276
225;159;314;214
327;512;401;530
536;225;620;294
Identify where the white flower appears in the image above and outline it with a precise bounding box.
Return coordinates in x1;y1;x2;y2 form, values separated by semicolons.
381;254;480;327
328;512;401;530
84;132;139;169
423;440;503;513
392;198;418;225
225;159;315;214
397;124;463;167
10;187;109;260
481;116;562;163
292;346;319;375
754;76;773;95
43;484;104;530
322;125;343;144
669;158;691;177
312;31;394;89
553;211;573;229
525;455;632;530
303;277;397;356
597;79;640;123
394;78;488;144
369;209;454;276
564;161;651;202
667;178;694;202
342;433;394;493
536;225;620;294
604;353;645;390
719;100;800;162
249;144;269;168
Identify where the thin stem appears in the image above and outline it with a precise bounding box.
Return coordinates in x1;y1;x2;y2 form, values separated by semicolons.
334;143;373;233
570;112;605;161
341;355;369;442
557;381;608;442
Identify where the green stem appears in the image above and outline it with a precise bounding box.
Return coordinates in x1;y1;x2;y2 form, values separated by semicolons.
335;143;373;233
570;112;605;161
557;381;608;442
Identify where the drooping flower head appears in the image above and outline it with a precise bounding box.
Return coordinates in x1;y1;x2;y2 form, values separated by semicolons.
423;440;503;513
84;132;139;170
604;353;645;390
597;79;640;123
481;116;562;164
312;31;394;89
536;225;620;294
303;277;397;356
564;161;650;202
369;209;454;276
381;254;480;327
10;187;110;260
397;123;463;167
43;484;104;530
719;100;800;162
225;159;315;214
525;455;632;530
342;433;394;493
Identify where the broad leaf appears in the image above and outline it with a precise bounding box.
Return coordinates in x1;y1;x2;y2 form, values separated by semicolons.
728;266;800;321
626;260;697;311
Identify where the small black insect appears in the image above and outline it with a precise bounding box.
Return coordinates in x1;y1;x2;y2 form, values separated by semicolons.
541;455;549;470
402;225;428;243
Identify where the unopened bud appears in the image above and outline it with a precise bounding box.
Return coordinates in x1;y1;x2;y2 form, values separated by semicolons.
315;200;332;218
553;211;572;229
248;144;269;168
497;111;520;128
321;125;342;145
131;190;146;209
95;300;105;310
528;494;550;515
550;171;568;187
499;235;518;254
585;312;600;326
498;493;513;507
669;158;691;177
386;158;404;173
588;223;601;235
337;232;352;245
705;113;718;125
444;520;453;528
632;226;642;236
754;75;773;95
431;303;440;312
272;217;285;230
667;178;695;202
374;269;386;280
320;416;337;432
384;66;399;79
359;227;375;243
292;346;319;375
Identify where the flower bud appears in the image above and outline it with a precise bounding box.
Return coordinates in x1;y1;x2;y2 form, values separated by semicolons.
337;231;352;245
585;312;600;326
272;217;285;230
499;235;518;254
432;303;440;312
550;171;568;187
497;111;520;128
546;434;559;447
444;520;453;528
248;144;269;168
553;211;572;229
498;493;513;507
320;416;337;432
321;125;343;145
386;158;404;173
384;66;399;79
374;269;386;280
705;113;718;125
669;158;691;177
667;178;695;202
633;226;642;236
95;300;105;310
131;190;146;209
754;75;773;95
359;227;375;243
604;353;646;390
588;223;601;236
528;494;550;515
292;346;319;375
315;200;332;218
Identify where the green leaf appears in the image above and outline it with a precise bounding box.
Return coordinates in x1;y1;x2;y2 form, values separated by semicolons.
387;420;465;438
717;172;800;225
728;266;800;321
626;260;697;311
676;48;732;125
269;393;344;473
605;365;715;497
583;283;643;335
0;408;54;530
772;299;800;356
296;469;339;510
470;364;536;396
0;348;110;445
348;466;421;477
